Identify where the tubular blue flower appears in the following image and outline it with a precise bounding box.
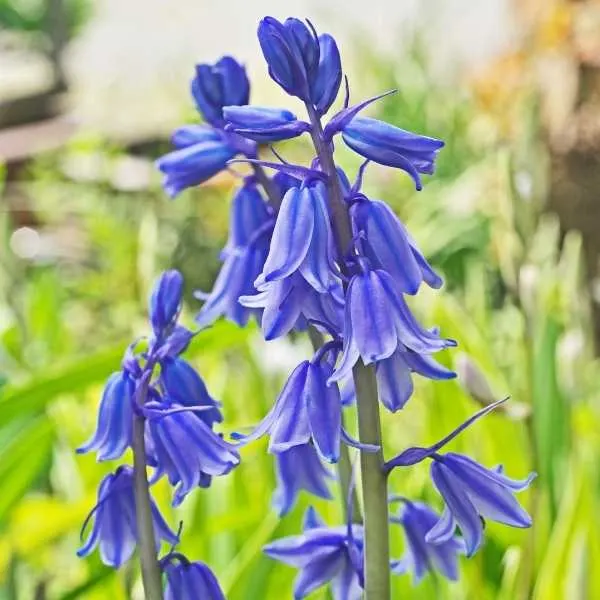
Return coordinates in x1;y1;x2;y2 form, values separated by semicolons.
272;443;333;516
390;500;464;583
147;401;240;506
264;508;364;600
375;345;455;412
224;105;311;142
351;198;443;294
149;269;184;337
255;181;338;294
77;370;135;461
341;116;444;190
191;56;250;126
427;454;535;557
160;357;222;426
163;555;225;600
330;264;454;384
258;17;320;101
312;34;342;115
77;466;178;568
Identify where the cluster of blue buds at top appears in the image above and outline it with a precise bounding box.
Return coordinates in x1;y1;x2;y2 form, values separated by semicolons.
153;14;536;599
77;270;233;597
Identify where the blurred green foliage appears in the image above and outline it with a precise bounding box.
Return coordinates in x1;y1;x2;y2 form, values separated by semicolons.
1;39;600;600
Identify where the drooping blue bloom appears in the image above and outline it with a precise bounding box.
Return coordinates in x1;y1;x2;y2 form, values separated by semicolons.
375;345;455;412
160;357;222;426
427;454;535;556
258;17;320;102
224;105;311;142
330;264;454;384
78;466;178;568
149;269;184;337
351;197;443;294
146;400;240;506
272;443;333;517
390;499;464;583
341;116;444;190
196;179;273;328
163;554;226;600
312;34;342;115
255;181;338;294
191;56;250;126
264;507;364;600
77;370;135;461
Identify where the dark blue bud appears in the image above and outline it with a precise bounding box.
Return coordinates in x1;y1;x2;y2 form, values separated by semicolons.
224;105;311;142
78;466;178;568
164;557;225;600
191;56;250;126
341;116;444;190
311;34;342;114
77;370;135;461
149;270;184;336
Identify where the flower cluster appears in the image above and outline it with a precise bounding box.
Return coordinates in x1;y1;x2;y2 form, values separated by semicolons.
77;270;234;597
149;14;536;600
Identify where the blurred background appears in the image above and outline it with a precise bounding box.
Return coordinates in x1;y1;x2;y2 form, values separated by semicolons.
1;0;600;598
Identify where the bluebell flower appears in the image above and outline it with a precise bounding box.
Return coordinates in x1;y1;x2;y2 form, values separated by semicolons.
264;507;364;600
162;554;225;600
390;499;464;583
427;454;535;556
149;269;184;337
191;56;250;126
160;357;222;426
258;17;320;102
78;466;178;568
330;264;454;384
255;180;338;294
375;345;455;412
312;34;342;115
77;370;135;461
196;180;273;328
272;443;333;516
224;105;310;142
351;197;443;294
146;400;240;506
156;127;238;198
341;116;444;190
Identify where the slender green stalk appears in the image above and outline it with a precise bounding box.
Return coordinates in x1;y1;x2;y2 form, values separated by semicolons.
305;104;390;599
132;373;164;600
255;162;361;524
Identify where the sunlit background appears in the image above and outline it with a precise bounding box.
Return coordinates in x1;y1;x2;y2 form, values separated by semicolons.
1;0;600;598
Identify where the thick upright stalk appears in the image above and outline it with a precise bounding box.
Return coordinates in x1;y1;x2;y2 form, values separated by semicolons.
305;104;390;599
254;161;361;523
132;374;164;600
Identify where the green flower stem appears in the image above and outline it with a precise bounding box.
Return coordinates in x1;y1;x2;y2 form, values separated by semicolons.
305;104;391;600
132;371;164;600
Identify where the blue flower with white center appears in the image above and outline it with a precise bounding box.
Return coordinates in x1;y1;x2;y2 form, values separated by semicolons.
162;554;225;600
191;56;250;127
427;454;535;557
351;197;443;295
224;105;311;142
341;116;444;190
196;179;273;328
149;269;184;337
329;264;455;384
390;499;464;583
146;400;240;506
264;507;364;600
160;357;222;427
77;466;178;568
76;370;135;461
272;443;333;517
375;345;455;413
255;180;338;294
